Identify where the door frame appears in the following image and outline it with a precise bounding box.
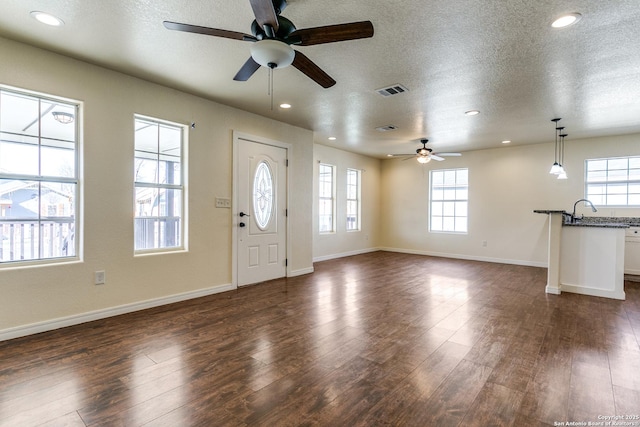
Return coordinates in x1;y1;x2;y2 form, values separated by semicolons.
232;131;291;288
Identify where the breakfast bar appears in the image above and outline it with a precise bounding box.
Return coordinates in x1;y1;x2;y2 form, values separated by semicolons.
534;210;631;300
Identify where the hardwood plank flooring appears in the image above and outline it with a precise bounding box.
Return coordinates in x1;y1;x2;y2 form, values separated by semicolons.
1;251;640;426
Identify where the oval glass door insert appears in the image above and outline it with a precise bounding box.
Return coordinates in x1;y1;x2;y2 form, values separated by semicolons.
253;161;274;229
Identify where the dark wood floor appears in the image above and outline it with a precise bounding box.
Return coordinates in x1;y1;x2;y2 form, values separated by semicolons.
2;251;640;426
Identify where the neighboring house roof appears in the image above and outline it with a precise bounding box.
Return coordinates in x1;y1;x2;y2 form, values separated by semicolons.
0;180;73;218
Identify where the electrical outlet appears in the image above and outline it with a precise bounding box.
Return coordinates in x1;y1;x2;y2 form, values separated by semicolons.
95;270;105;285
482;240;488;247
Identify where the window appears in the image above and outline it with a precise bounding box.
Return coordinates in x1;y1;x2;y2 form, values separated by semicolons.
318;163;335;233
134;116;185;252
0;87;79;264
346;168;361;231
586;156;640;206
430;168;468;233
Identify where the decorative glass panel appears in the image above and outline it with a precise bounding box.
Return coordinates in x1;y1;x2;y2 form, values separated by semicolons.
253;161;273;229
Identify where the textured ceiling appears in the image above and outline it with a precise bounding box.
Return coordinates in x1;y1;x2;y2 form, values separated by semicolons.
1;0;640;157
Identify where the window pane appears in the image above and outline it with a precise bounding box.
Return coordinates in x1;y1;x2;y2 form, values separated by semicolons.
432;188;444;201
0;92;39;137
587;159;607;171
455;217;468;233
41;145;75;178
432;171;444;185
455;201;468;217
253;161;273;229
443;188;456;199
0;140;39;175
456;169;468;185
431;201;443;216
135;158;158;183
443;201;455;216
608;158;628;171
608;194;627;205
442;217;455;231
431;216;443;231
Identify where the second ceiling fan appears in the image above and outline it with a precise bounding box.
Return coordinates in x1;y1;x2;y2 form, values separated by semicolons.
163;0;374;88
390;139;462;163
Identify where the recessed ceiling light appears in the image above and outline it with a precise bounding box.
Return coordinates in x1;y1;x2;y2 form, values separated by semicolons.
502;140;511;144
386;154;394;157
328;137;336;141
552;13;582;28
465;110;480;116
30;11;64;26
279;103;291;109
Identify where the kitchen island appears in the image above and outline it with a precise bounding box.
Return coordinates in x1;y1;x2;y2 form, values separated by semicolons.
534;210;630;300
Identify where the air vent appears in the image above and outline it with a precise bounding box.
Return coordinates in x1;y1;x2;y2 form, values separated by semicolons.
375;84;409;97
375;124;398;132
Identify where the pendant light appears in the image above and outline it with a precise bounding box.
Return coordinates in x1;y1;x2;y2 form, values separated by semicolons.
549;118;562;174
557;132;568;179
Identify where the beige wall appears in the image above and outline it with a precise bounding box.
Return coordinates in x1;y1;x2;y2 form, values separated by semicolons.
380;134;640;265
312;144;381;261
0;37;314;335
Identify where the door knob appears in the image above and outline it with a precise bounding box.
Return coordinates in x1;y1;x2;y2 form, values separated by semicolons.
239;212;250;217
239;222;246;227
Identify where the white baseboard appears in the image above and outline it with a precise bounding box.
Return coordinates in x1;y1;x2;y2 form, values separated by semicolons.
560;283;626;300
0;282;235;342
378;247;547;268
289;267;315;277
313;247;381;263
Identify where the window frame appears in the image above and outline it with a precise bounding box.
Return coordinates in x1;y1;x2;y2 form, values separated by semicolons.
0;85;81;267
346;168;361;232
134;115;187;255
429;168;469;234
318;163;336;234
585;156;640;207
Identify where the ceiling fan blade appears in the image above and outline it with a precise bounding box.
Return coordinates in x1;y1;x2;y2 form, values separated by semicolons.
249;0;280;32
287;21;374;46
233;57;261;81
435;152;462;157
430;155;445;161
163;21;255;41
292;51;336;88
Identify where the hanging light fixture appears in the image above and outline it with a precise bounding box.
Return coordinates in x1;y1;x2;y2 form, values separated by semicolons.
557;132;568;179
549;118;562;174
52;111;74;124
417;155;431;164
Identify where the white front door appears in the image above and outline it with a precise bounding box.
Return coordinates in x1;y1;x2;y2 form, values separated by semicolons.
235;135;287;286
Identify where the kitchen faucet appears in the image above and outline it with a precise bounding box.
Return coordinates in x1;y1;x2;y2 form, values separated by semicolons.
571;198;597;222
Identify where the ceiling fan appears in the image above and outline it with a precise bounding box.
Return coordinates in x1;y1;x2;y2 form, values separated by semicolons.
389;139;462;163
163;0;374;88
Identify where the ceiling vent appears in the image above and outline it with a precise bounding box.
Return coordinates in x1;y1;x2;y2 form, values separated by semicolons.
375;124;398;132
375;84;409;97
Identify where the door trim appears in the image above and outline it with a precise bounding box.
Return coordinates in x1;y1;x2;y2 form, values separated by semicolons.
232;131;291;288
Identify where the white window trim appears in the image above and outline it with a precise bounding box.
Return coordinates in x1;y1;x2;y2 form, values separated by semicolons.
0;85;82;267
429;168;469;234
318;163;336;234
585;156;640;207
133;114;188;255
346;168;361;232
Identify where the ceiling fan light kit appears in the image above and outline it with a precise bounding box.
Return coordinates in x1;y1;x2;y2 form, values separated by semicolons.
163;0;373;88
250;40;294;68
389;139;462;164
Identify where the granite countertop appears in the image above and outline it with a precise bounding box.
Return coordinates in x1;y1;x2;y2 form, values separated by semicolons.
534;210;640;228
